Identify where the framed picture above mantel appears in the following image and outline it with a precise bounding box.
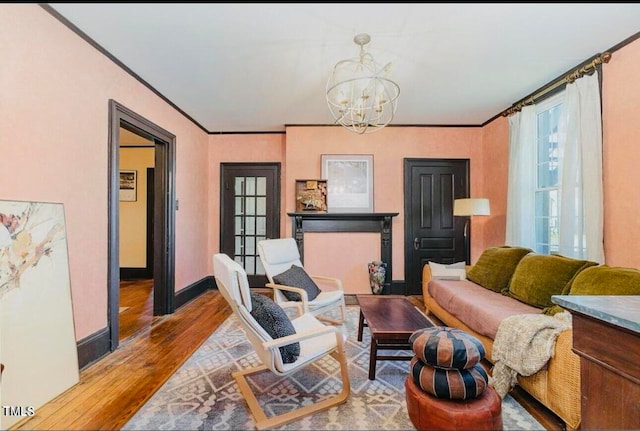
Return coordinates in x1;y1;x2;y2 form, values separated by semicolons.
321;154;374;213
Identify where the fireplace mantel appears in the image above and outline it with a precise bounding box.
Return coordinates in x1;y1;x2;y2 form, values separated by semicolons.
287;212;399;293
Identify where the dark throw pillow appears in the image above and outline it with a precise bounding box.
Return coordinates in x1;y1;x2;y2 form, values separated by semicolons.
272;265;321;302
410;326;485;370
249;293;300;363
466;246;532;293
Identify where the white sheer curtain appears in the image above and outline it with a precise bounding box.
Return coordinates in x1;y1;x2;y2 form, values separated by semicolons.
505;105;537;249
557;72;605;263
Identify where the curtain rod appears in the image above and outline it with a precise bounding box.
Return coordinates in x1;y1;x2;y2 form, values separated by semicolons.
502;52;612;117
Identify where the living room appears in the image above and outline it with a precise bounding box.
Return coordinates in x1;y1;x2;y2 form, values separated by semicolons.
2;3;640;430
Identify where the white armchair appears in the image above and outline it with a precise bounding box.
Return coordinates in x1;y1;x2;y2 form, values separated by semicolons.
257;237;346;324
212;253;350;430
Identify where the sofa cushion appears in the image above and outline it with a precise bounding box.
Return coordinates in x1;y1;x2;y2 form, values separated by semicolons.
410;326;485;369
273;264;321;301
570;265;640;295
466;246;531;293
428;279;541;340
507;254;597;309
545;265;640;315
410;357;488;400
429;261;467;280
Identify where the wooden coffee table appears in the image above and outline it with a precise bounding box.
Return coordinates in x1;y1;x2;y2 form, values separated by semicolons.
357;295;434;380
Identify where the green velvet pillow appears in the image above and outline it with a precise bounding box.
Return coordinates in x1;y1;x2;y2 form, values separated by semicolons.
466;246;532;293
507;254;597;308
569;265;640;295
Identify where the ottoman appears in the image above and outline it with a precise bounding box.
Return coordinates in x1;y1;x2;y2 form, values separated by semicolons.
405;375;503;431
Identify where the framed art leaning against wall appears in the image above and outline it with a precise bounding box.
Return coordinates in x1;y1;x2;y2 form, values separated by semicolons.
321;154;374;213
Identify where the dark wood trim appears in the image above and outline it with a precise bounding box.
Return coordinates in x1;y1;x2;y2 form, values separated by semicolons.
390;280;406;295
38;4;640;133
287;212;398;294
486;32;640;126
146;167;154;278
39;4;208;134
108;100;176;353
76;327;110;370
220;163;282;287
175;276;215;309
210;131;286;135
151;127;176;316
120;268;151;280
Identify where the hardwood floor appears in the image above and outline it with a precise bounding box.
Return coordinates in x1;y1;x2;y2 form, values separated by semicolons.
13;288;231;431
12;289;565;430
119;279;154;341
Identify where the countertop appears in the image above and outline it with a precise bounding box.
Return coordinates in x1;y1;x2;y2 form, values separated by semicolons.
551;295;640;333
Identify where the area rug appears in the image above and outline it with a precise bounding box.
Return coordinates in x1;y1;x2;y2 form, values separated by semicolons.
123;306;545;430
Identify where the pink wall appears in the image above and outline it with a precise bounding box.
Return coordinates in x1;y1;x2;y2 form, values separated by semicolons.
480;116;509;248
207;134;286;272
284;126;484;291
602;37;640;268
4;4;640;346
1;5;210;340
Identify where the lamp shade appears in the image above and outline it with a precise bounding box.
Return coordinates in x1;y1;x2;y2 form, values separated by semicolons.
453;198;490;216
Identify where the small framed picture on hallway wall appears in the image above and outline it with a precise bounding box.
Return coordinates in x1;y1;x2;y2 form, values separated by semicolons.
321;154;374;213
119;170;137;202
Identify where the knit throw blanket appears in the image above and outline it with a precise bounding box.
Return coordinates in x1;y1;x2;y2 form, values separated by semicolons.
491;311;572;398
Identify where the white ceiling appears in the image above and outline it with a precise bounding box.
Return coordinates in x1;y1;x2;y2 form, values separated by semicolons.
47;3;640;133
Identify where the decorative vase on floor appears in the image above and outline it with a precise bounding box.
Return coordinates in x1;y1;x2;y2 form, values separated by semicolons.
368;261;387;294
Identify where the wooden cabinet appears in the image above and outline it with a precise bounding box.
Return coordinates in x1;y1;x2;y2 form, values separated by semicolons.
552;295;640;429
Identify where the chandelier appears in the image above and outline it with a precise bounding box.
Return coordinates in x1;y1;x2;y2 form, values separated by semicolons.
326;33;400;134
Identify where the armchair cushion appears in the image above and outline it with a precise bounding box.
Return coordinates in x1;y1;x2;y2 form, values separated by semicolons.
249;293;300;363
273;265;321;302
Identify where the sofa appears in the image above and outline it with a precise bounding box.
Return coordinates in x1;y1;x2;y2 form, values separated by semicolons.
422;246;640;430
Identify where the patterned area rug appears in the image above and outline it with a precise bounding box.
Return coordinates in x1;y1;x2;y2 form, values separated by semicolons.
123;306;545;430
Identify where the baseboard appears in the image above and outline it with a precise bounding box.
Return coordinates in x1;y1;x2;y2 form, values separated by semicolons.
175;275;215;309
390;280;406;295
77;276;214;370
120;267;152;279
77;327;110;370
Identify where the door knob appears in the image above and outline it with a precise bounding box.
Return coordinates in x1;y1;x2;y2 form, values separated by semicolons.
414;237;420;250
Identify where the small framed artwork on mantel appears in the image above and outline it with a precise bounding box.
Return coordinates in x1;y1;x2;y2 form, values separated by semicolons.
321;154;374;213
119;170;137;202
295;179;328;212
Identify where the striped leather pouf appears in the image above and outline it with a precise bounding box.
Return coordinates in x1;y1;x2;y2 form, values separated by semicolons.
410;326;485;370
409;326;489;400
410;356;488;400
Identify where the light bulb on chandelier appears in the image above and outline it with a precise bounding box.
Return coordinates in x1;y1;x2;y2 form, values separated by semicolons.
326;33;400;134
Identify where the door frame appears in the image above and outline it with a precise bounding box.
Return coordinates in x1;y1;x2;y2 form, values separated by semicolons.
108;100;176;351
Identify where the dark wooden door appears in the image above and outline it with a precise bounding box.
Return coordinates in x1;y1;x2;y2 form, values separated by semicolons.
404;159;469;295
221;163;281;287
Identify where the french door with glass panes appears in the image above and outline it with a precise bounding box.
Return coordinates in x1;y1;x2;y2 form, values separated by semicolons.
220;163;281;287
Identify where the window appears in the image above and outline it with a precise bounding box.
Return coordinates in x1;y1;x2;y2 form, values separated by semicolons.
507;72;603;262
534;94;562;254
